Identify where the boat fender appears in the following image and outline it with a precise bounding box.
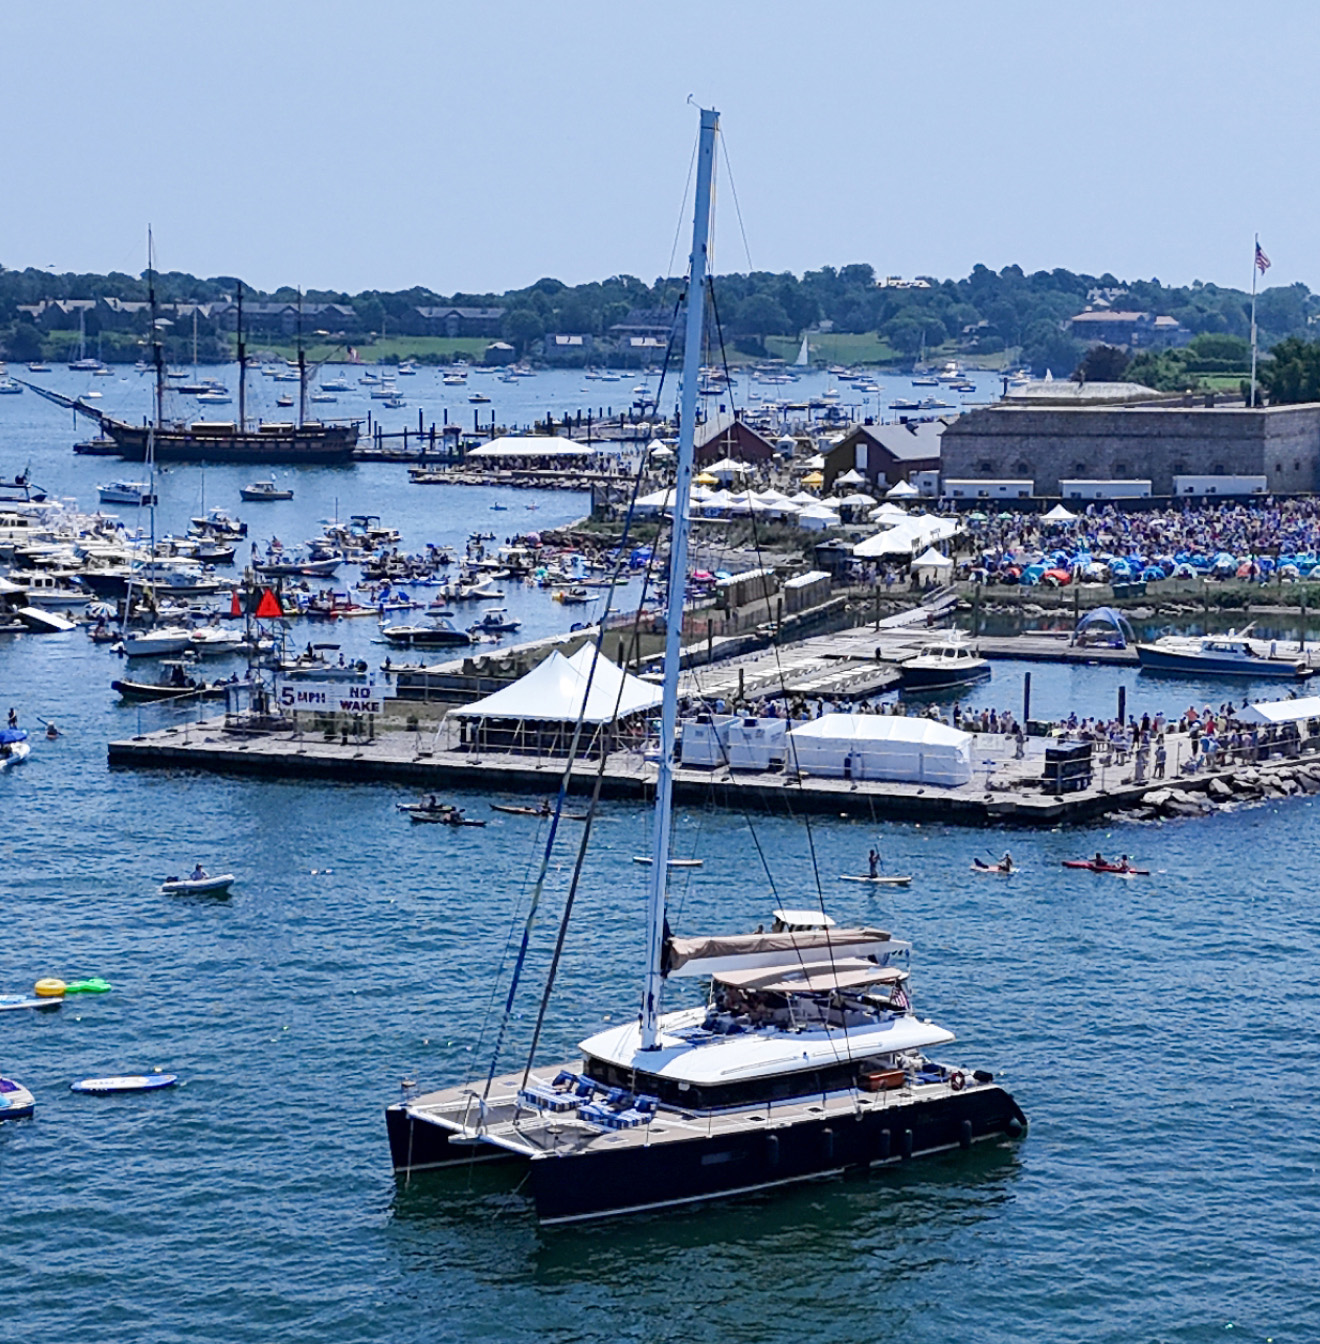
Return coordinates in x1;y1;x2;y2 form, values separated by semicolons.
901;1128;914;1160
820;1126;834;1161
949;1070;966;1092
960;1119;974;1151
34;978;66;997
878;1128;891;1160
765;1133;780;1167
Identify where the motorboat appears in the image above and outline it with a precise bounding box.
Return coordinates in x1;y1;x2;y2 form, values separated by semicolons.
384;107;1025;1226
119;625;197;658
161;872;235;895
380;617;473;649
186;625;247;656
240;480;295;502
0;1076;35;1119
552;586;593;605
111;661;232;701
0;728;30;770
99;481;157;506
899;634;992;690
1135;628;1313;680
254;554;340;578
468;608;522;636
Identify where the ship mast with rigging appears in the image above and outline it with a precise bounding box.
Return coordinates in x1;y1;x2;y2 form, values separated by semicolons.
639;105;718;1051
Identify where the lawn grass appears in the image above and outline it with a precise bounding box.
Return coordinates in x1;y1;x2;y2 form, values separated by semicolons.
764;332;898;366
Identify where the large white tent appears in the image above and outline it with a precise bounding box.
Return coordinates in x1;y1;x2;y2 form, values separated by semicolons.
886;480;920;499
1041;503;1078;522
911;547;954;583
788;714;973;786
466;436;597;460
852;513;960;559
1237;696;1320;726
450;646;662;755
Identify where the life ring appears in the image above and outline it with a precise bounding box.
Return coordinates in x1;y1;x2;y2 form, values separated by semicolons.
34;977;67;997
949;1070;966;1092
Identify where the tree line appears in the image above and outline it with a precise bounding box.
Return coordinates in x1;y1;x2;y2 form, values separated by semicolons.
2;259;1318;374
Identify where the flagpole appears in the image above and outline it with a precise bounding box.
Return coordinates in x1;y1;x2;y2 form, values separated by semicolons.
1250;233;1259;408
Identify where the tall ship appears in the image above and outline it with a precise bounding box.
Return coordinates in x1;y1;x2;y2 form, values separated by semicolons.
40;245;359;465
384;108;1026;1225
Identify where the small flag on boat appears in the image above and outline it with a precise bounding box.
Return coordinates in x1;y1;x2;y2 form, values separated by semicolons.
891;986;910;1011
229;590;242;617
255;588;283;619
1256;242;1271;274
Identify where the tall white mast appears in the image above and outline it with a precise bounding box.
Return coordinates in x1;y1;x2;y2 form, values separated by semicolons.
640;104;718;1051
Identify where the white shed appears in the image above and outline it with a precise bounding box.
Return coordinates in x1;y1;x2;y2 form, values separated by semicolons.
788;713;973;787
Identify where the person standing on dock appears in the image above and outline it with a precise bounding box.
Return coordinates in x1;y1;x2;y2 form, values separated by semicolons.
1155;736;1167;779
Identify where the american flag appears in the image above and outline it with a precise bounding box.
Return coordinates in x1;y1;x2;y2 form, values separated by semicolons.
1256;243;1272;274
891;985;910;1012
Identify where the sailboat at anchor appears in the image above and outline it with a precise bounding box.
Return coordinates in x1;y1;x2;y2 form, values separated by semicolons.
385;107;1026;1225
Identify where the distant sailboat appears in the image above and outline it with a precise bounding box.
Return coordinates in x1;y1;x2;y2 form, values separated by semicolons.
794;335;810;367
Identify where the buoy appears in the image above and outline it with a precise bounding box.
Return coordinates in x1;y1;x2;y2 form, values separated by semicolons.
34;978;66;997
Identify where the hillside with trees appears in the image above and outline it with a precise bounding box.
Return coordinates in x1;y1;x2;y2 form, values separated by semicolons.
1;259;1316;373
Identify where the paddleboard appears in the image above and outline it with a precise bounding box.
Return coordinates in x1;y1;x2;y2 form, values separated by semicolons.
633;856;703;868
0;994;61;1012
160;874;235;895
70;1074;179;1095
0;1077;35;1119
839;874;913;886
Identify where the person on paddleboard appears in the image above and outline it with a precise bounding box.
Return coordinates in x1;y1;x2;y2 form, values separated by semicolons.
868;849;880;879
999;851;1014;873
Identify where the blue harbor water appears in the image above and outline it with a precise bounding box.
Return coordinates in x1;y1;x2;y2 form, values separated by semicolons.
3;370;1319;1341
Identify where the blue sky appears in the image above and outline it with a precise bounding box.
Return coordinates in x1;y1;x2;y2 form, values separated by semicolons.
3;0;1317;295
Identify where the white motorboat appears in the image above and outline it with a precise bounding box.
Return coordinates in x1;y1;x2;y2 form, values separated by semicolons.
186;626;246;655
99;481;157;506
0;729;30;770
1136;627;1313;680
240;480;295;502
160;872;235;895
120;625;197;657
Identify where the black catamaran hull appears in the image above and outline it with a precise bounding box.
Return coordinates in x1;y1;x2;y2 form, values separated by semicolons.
386;1084;1026;1223
102;420;359;464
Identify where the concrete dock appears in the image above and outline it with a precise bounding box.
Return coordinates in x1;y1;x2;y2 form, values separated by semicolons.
106;715;1277;828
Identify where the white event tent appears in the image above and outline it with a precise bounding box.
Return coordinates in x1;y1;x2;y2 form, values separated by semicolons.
788;714;973;786
449;645;662;756
1237;696;1320;727
466;436;597;461
852;513;961;559
911;547;954;583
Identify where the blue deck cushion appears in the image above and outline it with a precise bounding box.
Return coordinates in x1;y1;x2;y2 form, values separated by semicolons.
518;1085;580;1113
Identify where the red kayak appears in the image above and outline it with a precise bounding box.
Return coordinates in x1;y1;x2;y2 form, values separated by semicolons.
1062;859;1150;875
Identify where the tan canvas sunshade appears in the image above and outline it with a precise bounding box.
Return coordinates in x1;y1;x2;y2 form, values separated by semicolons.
664;927;892;974
714;958;906;994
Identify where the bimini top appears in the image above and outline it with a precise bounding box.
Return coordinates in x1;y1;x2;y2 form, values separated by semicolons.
664;926;901;979
450;646;662;725
714;958;906;995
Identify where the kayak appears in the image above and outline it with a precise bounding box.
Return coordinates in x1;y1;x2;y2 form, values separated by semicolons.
839;874;913;886
1062;860;1150;875
71;1074;179;1095
410;811;485;826
0;994;61;1013
0;1077;35;1119
971;860;1018;876
633;856;703;868
490;804;589;820
160;874;236;895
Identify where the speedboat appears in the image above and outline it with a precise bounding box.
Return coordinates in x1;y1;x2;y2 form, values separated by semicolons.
240;480;295;502
0;1076;35;1119
1135;628;1313;680
899;634;991;690
99;481;157;506
468;608;522;635
186;626;246;656
120;625;197;658
0;728;29;770
380;617;473;648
